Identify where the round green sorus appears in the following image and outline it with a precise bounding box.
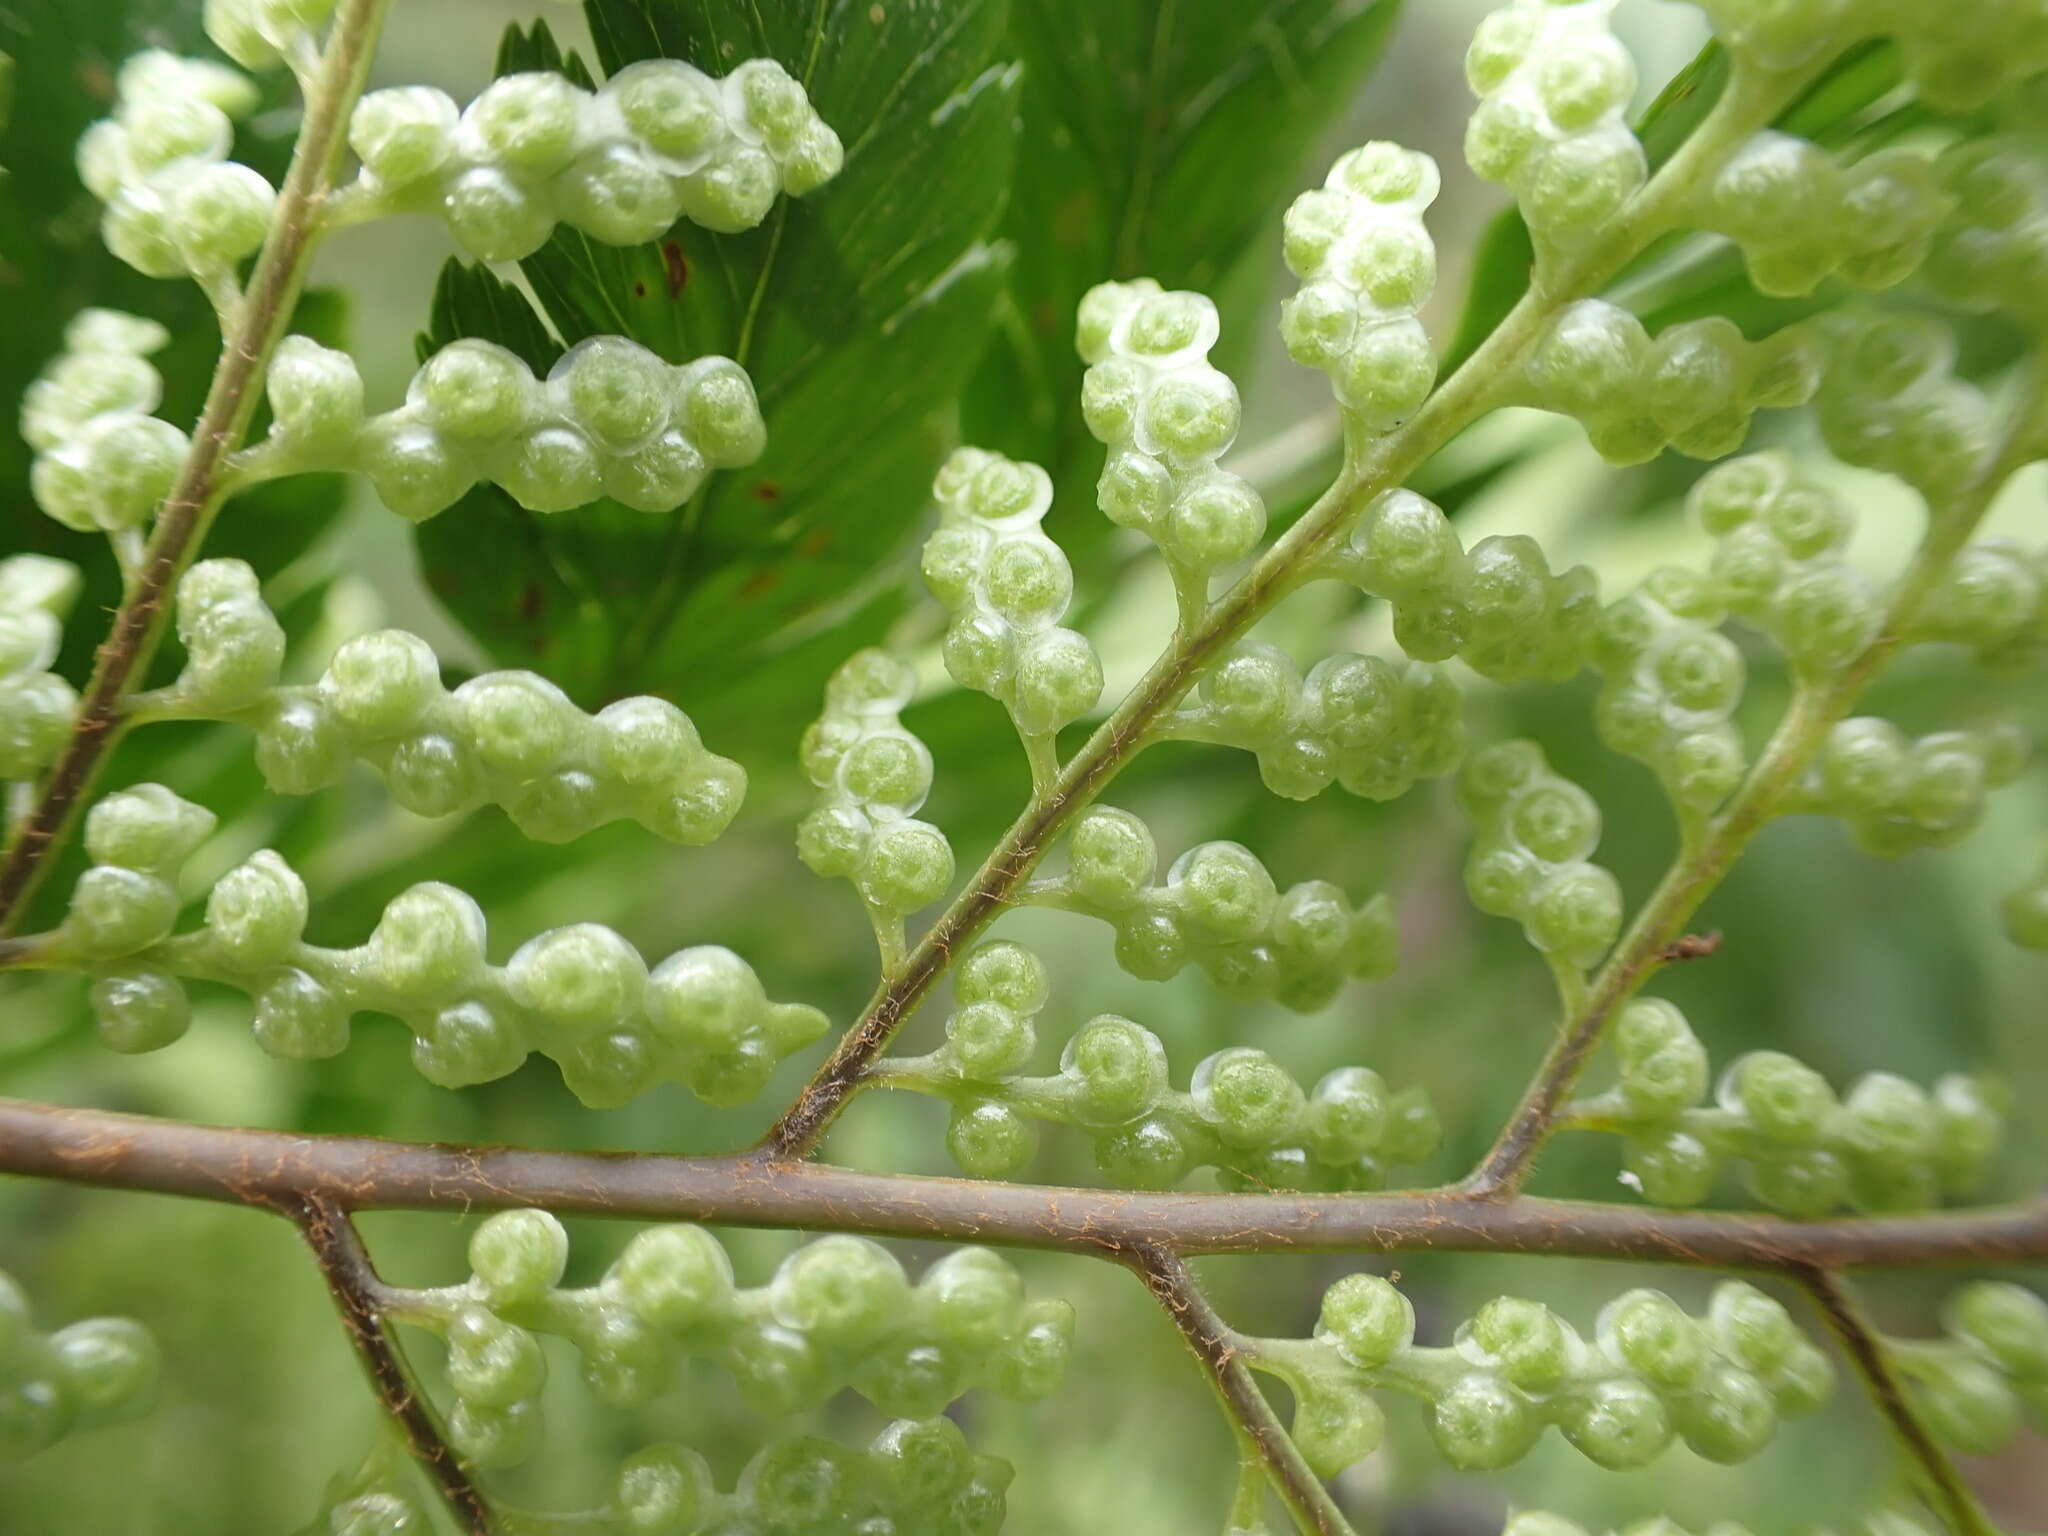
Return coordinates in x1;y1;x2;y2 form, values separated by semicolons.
163;160;275;271
329;1492;422;1536
612;1224;734;1334
741;1434;855;1528
349;86;458;187
445;1304;546;1410
1094;1115;1190;1188
82;783;215;873
46;1317;157;1422
1706;1282;1801;1377
87;968;190;1054
463;71;581;174
319;629;440;740
506;923;649;1038
441;167;554;263
203;849;308;968
2002;860;2048;950
1316;1273;1414;1368
412;998;517;1086
265;336;364;454
172;559;285;709
771;1236;910;1351
366;881;488;999
383;731;481;818
1304;1066;1388;1163
1624;1127;1719;1207
251;967;349;1059
1166;841;1278;942
1944;1282;2048;1378
643;945;765;1050
1067;806;1157;909
469;1209;569;1305
1431;1371;1541;1470
578;1302;670;1406
1722;1050;1835;1146
920;1248;1025;1355
558;143;687;246
552;336;671;453
63;867;178;959
1671;1360;1778;1463
1292;1376;1386;1476
1191;1046;1306;1149
254;695;353;794
859;819;955;914
412;339;534;442
1613;998;1709;1117
356;418;474;523
1465;1296;1570;1391
447;1396;538;1469
614;1442;716;1535
1564;1376;1673;1469
944;1001;1034;1079
1598;1289;1706;1388
450;670;572;779
947;1099;1037;1178
1059;1014;1169;1126
1914;1353;2021;1454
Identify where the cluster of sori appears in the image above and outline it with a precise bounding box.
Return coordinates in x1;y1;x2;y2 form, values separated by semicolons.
0;1268;158;1462
1814;313;1997;499
1320;489;1599;681
796;651;955;924
1458;742;1622;974
340;57;841;261
1024;807;1400;1010
919;449;1103;747
1255;1273;1831;1476
0;557;81;782
1690;0;2048;108
1278;144;1441;434
1572;996;2004;1215
1162;641;1464;803
875;939;1439;1187
606;1417;1012;1536
1889;1281;2048;1455
1689;452;1881;675
1927;137;2048;323
1462;0;1645;260
246;332;765;522
23;310;189;538
1781;716;2029;855
1912;535;2048;669
400;1213;1069;1472
144;558;747;844
1502;1517;1928;1536
1696;135;1944;298
49;784;822;1104
204;0;338;71
75;51;275;283
1591;567;1747;816
1076;282;1270;593
1510;302;1823;464
2008;852;2048;949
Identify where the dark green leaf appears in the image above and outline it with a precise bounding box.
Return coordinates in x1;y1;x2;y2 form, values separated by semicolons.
963;0;1404;550
414;2;1020;754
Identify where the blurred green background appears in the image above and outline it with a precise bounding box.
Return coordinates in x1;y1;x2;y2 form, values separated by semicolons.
2;0;2045;1531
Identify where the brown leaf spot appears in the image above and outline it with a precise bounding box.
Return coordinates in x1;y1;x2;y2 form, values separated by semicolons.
798;527;833;557
750;481;783;503
740;568;782;601
662;241;689;297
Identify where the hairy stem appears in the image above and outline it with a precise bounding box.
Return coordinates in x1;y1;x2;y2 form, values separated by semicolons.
1798;1268;1995;1536
1468;392;2044;1197
0;0;393;934
294;1196;495;1536
5;1098;2044;1267
765;58;1820;1159
1132;1247;1354;1536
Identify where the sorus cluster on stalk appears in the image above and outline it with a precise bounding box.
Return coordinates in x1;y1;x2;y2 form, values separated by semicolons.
340;57;841;260
1510;300;1823;464
2007;851;2048;949
797;650;956;922
1591;566;1748;815
1254;1273;1832;1476
1458;742;1623;973
1574;996;2005;1215
75;51;275;283
1890;1281;2048;1456
41;783;820;1105
0;556;82;781
399;1213;1068;1474
23;310;190;537
1278;143;1441;433
141;559;748;846
1077;282;1270;594
0;1267;159;1463
1783;716;2029;856
1463;0;1643;259
1697;133;1945;297
1911;537;2048;668
1814;312;1997;498
1927;136;2048;323
1689;0;2048;107
245;333;766;522
920;448;1104;746
203;0;339;71
1320;488;1599;681
877;938;1438;1188
1164;639;1465;802
1028;807;1400;1010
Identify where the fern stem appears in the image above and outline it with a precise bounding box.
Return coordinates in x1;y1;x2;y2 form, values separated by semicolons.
764;54;1826;1160
0;0;394;935
1133;1247;1355;1536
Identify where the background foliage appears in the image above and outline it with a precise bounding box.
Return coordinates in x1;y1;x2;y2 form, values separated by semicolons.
0;0;2044;1530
